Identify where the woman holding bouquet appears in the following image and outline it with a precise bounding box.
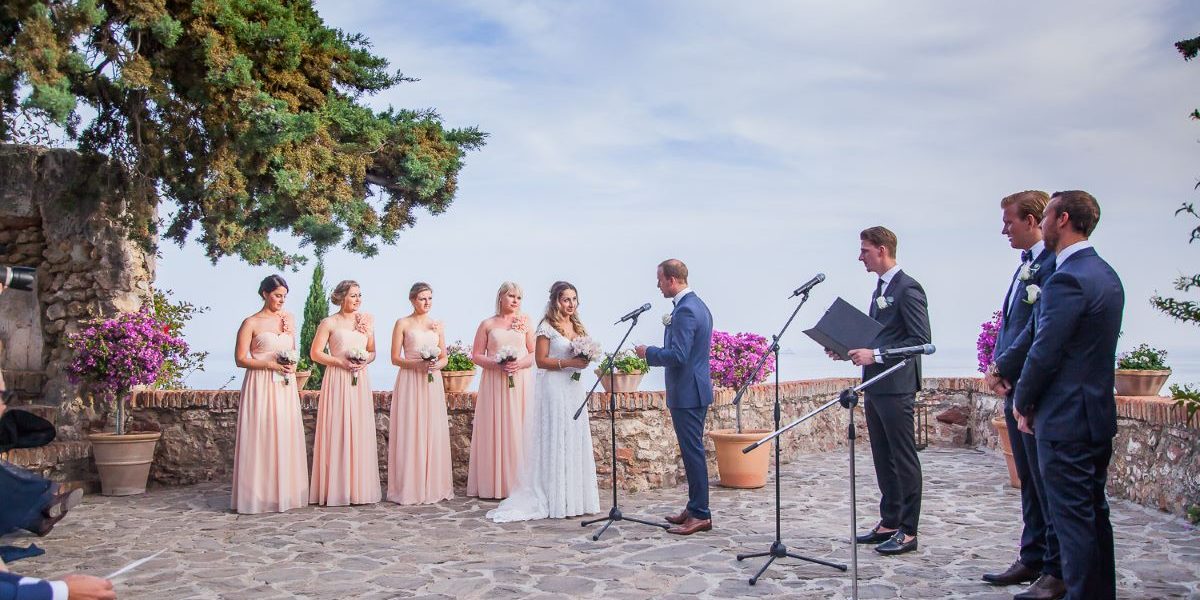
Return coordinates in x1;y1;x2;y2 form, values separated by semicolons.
231;275;309;514
309;280;382;506
466;281;536;499
488;281;601;522
386;282;454;505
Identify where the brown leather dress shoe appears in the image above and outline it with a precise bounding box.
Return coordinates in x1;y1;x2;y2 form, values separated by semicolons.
666;516;712;536
665;509;690;525
982;560;1040;586
1013;574;1067;600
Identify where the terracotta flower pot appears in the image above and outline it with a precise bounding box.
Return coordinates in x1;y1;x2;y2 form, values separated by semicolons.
1113;369;1171;397
442;369;476;393
89;431;161;496
708;428;772;489
991;417;1020;489
294;370;312;391
595;370;645;394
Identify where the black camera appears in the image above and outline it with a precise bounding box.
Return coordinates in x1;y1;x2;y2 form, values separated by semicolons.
2;266;35;291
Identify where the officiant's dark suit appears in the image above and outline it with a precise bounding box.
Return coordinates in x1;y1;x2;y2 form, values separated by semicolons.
1011;191;1123;600
849;226;931;556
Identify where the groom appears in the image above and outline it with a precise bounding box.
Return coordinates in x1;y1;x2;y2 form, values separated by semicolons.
635;259;714;536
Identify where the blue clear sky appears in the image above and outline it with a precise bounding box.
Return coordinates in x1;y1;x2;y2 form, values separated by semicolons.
155;0;1200;390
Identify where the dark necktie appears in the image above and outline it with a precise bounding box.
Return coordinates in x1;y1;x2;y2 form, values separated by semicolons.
874;278;885;299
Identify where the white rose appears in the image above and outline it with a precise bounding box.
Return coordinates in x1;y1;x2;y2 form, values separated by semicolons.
662;314;672;326
1018;263;1033;281
876;296;890;310
1023;284;1041;304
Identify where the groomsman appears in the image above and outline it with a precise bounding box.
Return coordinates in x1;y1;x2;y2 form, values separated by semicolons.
983;191;1065;599
1010;191;1123;600
835;226;931;556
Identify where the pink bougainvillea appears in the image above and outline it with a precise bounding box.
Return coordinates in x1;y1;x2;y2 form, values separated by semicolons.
976;311;1003;373
709;330;776;389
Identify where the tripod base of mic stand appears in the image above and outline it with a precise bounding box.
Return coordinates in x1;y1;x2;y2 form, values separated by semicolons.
580;506;669;541
737;540;848;585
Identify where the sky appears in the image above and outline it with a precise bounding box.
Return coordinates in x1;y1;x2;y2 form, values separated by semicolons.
152;0;1200;391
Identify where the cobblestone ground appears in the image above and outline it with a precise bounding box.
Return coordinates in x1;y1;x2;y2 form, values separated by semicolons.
6;448;1199;599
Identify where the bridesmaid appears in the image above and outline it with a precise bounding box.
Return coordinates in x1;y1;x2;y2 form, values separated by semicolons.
309;280;382;506
386;282;454;505
466;281;536;499
231;275;309;514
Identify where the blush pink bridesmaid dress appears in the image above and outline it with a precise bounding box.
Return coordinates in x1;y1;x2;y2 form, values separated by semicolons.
386;326;454;505
309;317;382;506
466;326;532;499
231;315;309;514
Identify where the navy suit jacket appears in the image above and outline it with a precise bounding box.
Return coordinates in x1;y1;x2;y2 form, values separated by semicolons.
864;270;932;395
0;572;55;600
646;292;714;409
991;248;1057;401
1011;247;1124;442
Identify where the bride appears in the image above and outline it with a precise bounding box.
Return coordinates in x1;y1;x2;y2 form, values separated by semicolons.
487;281;602;522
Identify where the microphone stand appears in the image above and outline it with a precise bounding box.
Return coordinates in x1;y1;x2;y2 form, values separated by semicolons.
744;358;913;600
732;290;847;584
573;313;668;540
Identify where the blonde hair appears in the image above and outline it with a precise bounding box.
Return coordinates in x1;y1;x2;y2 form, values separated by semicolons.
543;281;586;337
409;282;432;300
330;280;359;306
495;281;523;315
1001;190;1050;223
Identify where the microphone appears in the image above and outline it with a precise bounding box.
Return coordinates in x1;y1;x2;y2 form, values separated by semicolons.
788;273;826;298
880;343;936;358
615;303;652;324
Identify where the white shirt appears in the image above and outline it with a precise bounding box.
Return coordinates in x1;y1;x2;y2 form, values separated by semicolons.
672;288;693;306
1056;240;1092;269
872;265;902;361
1006;240;1047;311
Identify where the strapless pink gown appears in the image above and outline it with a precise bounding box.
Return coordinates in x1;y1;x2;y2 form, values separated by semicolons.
309;327;382;505
386;328;453;505
466;327;532;499
231;331;309;514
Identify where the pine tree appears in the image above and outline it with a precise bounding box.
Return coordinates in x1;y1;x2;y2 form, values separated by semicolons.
300;256;328;390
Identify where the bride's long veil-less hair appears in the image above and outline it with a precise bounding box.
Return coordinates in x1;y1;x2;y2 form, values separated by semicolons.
542;281;587;337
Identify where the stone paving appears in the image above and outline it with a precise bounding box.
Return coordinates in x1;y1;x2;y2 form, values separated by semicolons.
6;448;1199;599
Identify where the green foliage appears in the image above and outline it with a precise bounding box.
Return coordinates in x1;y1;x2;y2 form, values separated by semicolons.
442;340;475;372
1171;384;1200;424
150;289;209;388
0;0;486;268
1187;504;1200;525
299;257;327;389
598;350;650;375
1117;344;1169;371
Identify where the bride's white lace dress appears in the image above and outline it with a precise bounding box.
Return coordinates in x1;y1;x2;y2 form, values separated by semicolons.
487;321;601;522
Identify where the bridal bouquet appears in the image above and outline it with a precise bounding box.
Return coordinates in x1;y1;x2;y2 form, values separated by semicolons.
276;349;300;386
346;347;369;386
496;345;519;388
568;336;604;381
418;345;440;382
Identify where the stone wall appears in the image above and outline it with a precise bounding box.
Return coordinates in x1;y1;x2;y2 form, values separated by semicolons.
124;377;997;493
0;144;155;435
1109;397;1199;515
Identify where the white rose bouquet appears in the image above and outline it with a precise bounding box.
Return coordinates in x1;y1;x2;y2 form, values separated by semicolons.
346;347;369;386
275;349;300;386
496;345;519;388
418;345;440;382
568;336;604;381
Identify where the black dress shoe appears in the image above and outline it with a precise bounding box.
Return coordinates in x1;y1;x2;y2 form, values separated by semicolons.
1013;574;1067;600
855;524;897;544
982;560;1040;586
874;531;918;555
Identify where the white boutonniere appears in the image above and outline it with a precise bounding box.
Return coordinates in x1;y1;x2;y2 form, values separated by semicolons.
875;296;893;310
662;314;672;326
1018;262;1041;282
1023;284;1041;305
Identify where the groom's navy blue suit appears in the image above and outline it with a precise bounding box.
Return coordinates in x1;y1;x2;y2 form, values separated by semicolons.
992;246;1060;579
1012;245;1123;600
646;290;714;520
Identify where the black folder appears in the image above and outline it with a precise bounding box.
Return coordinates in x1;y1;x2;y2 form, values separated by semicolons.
803;297;883;360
